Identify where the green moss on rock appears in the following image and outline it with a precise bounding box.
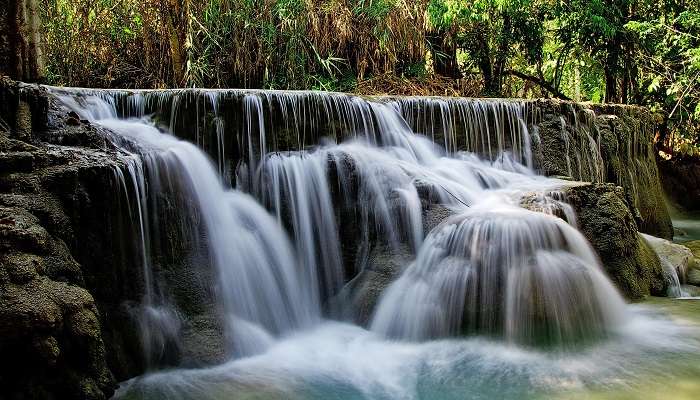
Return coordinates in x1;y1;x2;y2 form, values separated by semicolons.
532;100;673;239
566;183;667;300
682;240;700;286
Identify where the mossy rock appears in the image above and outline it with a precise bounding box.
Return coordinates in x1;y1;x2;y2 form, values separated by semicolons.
683;240;700;285
566;183;667;300
682;240;700;257
532;101;673;239
332;242;412;326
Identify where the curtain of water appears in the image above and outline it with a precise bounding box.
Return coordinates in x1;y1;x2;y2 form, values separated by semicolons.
51;86;631;361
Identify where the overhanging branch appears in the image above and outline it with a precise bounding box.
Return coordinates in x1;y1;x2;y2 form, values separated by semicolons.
505;70;571;100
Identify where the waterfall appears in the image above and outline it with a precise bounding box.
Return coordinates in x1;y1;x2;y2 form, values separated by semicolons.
255;150;345;303
54;92;321;361
38;85;700;400
50;85;631;363
370;204;626;346
641;234;690;298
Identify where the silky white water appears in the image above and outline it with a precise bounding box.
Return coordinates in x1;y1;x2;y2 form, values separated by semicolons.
57;91;321;361
48;87;700;399
115;308;699;400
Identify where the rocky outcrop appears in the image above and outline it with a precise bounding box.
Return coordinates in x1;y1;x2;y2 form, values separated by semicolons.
683;240;700;286
532;101;672;239
1;80;236;399
333;243;411;326
333;204;457;326
643;234;694;282
0;80;679;397
0;208;113;399
59;89;671;240
0;80;130;399
565;183;667;300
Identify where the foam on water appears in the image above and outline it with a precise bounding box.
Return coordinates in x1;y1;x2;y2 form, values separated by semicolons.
112;309;699;400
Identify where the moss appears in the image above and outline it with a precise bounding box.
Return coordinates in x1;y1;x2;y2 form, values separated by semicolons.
683;240;700;256
533;101;673;239
683;240;700;285
566;183;667;300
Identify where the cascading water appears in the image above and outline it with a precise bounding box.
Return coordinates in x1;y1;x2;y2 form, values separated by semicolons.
46;86;700;400
641;233;691;299
255;151;345;302
371;203;625;346
56;91;321;361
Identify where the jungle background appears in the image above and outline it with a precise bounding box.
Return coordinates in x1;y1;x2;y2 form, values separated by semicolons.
38;0;700;155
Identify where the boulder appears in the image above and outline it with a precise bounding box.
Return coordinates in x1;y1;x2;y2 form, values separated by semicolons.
642;234;694;283
333;243;412;326
422;203;457;235
0;216;115;399
683;240;700;286
565;183;667;300
335;203;459;326
532;100;673;239
179;313;227;367
1;80;124;398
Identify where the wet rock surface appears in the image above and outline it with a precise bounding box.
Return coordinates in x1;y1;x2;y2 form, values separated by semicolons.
532;100;672;239
1;80;127;399
333;243;413;326
643;234;694;282
333;203;458;326
0;149;118;397
1;80;241;399
683;241;700;286
565;183;667;300
0;79;682;398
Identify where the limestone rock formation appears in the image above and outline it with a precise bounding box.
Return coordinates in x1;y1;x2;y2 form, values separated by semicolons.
0;80;126;399
683;240;700;286
565;183;667;300
532;100;672;239
0;173;116;399
333;204;458;326
0;79;681;398
334;243;412;326
642;234;694;283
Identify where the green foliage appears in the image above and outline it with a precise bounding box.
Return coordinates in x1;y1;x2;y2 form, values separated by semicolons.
41;0;427;89
626;7;700;152
36;0;700;154
426;0;547;94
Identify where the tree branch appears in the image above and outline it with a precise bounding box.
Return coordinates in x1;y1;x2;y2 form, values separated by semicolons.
505;69;572;100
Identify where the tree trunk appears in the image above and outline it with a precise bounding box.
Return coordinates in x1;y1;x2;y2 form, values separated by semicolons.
604;34;622;103
164;0;189;87
655;116;672;155
480;57;497;95
427;31;460;78
473;34;496;95
604;64;618;103
0;0;44;81
491;14;512;96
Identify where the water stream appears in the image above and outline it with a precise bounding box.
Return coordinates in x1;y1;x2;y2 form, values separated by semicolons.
49;87;700;399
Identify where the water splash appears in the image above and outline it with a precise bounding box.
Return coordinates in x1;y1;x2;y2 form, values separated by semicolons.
51;86;652;366
371;204;626;347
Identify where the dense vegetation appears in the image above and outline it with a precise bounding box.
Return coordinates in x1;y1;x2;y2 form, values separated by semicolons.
40;0;699;154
